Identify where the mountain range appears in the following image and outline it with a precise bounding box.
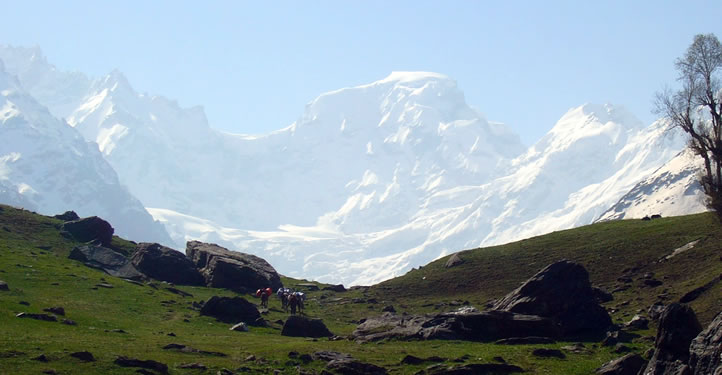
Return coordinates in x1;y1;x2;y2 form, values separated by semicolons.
0;45;708;285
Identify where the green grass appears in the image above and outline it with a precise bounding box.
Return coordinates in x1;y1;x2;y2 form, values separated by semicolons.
1;204;720;374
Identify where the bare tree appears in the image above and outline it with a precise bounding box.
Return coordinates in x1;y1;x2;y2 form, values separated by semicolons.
656;33;722;218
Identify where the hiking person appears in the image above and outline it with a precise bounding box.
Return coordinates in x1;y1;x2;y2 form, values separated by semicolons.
289;293;298;315
260;288;269;308
293;291;305;314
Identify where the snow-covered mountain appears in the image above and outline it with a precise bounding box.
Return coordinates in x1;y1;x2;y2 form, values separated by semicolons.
0;45;709;285
0;57;171;244
597;148;707;221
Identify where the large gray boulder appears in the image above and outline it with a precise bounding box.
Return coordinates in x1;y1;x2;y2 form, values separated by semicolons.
131;243;204;286
688;310;722;375
199;296;263;325
68;245;143;280
641;303;702;375
61;216;114;246
186;241;282;292
281;315;334;338
492;259;612;338
596;353;648;375
352;310;559;343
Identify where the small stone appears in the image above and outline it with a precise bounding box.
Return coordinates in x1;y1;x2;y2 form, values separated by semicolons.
245;354;256;361
19;301;30;306
43;307;65;316
532;348;566;359
32;354;49;362
179;363;207;369
70;351;95;362
62;319;77;326
0;280;8;291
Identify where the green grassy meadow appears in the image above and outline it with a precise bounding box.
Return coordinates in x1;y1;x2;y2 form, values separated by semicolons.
1;204;720;374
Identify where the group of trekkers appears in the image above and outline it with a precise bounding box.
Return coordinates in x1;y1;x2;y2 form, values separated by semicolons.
255;287;305;315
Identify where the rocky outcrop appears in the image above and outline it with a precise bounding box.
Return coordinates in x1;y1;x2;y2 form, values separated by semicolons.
492;260;612;338
53;211;79;221
68;245;143;280
641;303;702;375
61;216;114;245
352;310;559;343
186;241;282;292
445;253;464;268
131;243;204;286
688;311;722;375
281;315;334;338
199;296;262;325
596;353;648;375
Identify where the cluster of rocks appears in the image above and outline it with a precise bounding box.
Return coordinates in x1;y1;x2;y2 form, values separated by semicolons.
63;216;282;293
596;303;722;375
353;260;612;343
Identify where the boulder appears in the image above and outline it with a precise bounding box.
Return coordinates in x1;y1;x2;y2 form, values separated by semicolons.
596;353;648;375
114;356;168;374
425;363;524;374
186;241;282;292
688;310;722;375
70;351;95;362
325;359;387;375
625;315;649;330
641;303;701;375
532;348;565;359
199;296;262;325
312;351;353;362
0;280;8;291
68;245;144;280
352;310;559;343
131;243;204;286
322;284;347;292
281;315;334;338
492;260;612;338
61;216;114;245
53;211;80;221
445;253;465;268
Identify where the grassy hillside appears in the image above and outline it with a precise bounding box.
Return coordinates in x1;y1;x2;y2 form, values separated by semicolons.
0;204;720;374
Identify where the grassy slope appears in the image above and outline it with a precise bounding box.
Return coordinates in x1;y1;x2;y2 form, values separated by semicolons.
0;205;720;374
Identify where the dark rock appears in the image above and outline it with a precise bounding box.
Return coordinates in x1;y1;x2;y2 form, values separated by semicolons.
688;310;722;375
352;310;559;343
68;245;143;280
592;286;614;303
297;282;320;291
32;354;49;362
495;336;556;345
16;312;57;322
322;284;346;292
199;296;262;325
62;216;114;245
614;344;631;354
19;301;29;306
281;315;334;338
445;253;465;268
624;315;649;330
70;351;95;362
312;351;353;362
186;241;282;292
679;277;720;303
532;348;565;358
42;370;57;375
596;353;648;375
0;280;8;291
492;260;612;338
641;303;701;375
326;359;387;375
54;211;80;221
651;214;662;219
114;356;168;374
162;343;227;357
425;363;524;374
165;287;193;297
401;355;424;365
178;363;207;369
381;305;396;313
62;319;77;326
43;307;65;316
644;279;663;287
131;243;204;286
299;353;313;363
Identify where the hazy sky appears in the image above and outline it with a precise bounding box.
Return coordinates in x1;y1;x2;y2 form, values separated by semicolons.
3;1;721;145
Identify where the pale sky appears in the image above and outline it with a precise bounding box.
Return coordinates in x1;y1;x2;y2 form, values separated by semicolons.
2;1;721;145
